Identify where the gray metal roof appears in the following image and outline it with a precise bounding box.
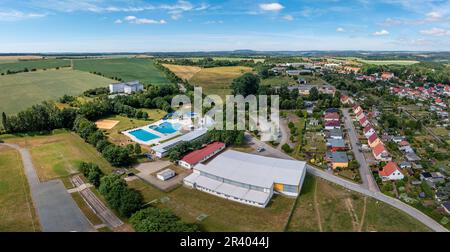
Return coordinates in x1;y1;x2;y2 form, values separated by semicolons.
151;128;208;154
326;138;345;148
193;150;306;188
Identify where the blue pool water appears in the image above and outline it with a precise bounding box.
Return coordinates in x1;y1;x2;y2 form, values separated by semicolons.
149;122;180;134
129;129;160;142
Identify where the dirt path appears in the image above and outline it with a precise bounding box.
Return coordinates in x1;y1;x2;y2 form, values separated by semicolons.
313;179;323;232
359;197;368;232
345;198;360;231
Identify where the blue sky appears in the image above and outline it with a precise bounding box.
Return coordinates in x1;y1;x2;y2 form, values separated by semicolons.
1;0;450;52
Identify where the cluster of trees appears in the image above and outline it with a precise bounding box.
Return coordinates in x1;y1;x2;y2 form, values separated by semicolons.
158;57;256;68
155;63;183;84
73;116;133;167
78;162;104;187
361;62;450;84
59;94;76;104
83;87;109;97
231;73;260;97
168;129;245;161
99;174;143;217
89;71;124;82
2;103;77;133
130;207;200;232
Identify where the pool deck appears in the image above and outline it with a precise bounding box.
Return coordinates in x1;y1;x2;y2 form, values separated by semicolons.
122;118;192;146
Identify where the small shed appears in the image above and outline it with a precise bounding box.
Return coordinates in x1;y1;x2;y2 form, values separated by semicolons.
156;169;175;181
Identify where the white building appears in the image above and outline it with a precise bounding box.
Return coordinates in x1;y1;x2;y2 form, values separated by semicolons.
183;150;307;208
157;169;175;181
379;162;404;181
109;80;144;94
151;129;208;158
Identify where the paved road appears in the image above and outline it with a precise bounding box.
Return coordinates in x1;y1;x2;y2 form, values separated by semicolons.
246;135;448;232
72;175;124;229
276;118;290;151
1;143;94;232
342;108;379;192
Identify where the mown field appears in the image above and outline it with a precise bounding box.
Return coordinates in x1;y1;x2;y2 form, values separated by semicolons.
5;131;114;182
0;146;40;231
165;64;253;98
356;58;419;66
74;58;170;86
0;69;114;115
287;175;430;232
0;59;70;74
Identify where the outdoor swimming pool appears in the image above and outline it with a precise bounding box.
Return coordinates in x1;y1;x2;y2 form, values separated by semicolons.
149;121;180;134
129;129;160;142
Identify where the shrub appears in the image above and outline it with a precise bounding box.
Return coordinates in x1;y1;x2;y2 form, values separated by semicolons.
78;162;104;187
130;208;199;232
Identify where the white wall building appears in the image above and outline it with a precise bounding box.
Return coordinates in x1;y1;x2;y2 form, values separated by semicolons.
151;129;208;158
183;150;307;208
109;80;144;94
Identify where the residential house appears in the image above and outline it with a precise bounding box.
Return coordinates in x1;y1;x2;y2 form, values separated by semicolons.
372;142;391;161
379;162;404;181
298;85;313;96
368;133;381;148
399;161;412;169
324;112;340;122
381;72;395;81
326;138;347;152
406;152;421;162
325;120;341;130
309;118;319;126
328;128;343;140
353;105;363;115
363;125;376;138
326;151;349;170
355;110;365;121
359;116;370;127
441;202;450;214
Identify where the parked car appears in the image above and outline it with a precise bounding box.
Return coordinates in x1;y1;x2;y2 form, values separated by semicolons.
257;146;265;152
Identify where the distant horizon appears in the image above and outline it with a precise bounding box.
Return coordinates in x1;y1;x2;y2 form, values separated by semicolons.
2;1;450;52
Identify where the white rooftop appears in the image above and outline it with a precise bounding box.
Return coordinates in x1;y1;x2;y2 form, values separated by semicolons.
193;150;306;188
151;128;208;154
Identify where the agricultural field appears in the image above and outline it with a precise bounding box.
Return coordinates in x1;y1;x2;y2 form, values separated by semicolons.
0;59;70;74
5;131;114;181
357;58;419;66
0;69;114;115
189;66;253;98
74;58;170;86
162;64;201;80
0;146;40;231
287;176;430;232
128;179;294;231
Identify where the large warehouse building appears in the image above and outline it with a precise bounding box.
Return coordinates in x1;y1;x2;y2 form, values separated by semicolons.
183;150;307;208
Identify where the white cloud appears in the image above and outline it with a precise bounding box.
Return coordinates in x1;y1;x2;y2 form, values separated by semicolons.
259;3;284;12
373;29;390;36
0;10;46;21
336;27;345;32
123;16;166;25
283;15;294;21
204;20;224;24
420;27;450;36
425;11;443;22
114;19;123;24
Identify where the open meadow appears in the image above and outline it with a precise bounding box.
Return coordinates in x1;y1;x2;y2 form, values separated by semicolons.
162;64;202;80
5;131;114;182
0;69;114;115
0;146;40;231
0;59;70;74
74;58;170;86
287;175;430;232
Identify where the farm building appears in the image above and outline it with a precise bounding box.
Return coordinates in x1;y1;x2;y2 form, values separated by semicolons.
178;142;226;169
151;129;208;158
109;80;144;94
183;150;307;208
157;169;176;181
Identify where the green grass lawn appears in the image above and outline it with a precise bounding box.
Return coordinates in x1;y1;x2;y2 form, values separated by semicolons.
102;110;165;145
287;175;431;232
128;179;295;232
0;146;40;231
74;58;170;86
0;59;71;74
0;69;114;115
261;75;298;87
5;131;114;181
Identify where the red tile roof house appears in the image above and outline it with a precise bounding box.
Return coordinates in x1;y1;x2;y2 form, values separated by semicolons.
368;133;381;148
324;112;340;122
372;142;391;162
178;142;226;169
363;125;376;138
379;162;404;181
355;110;365;121
353;105;363;115
359;116;370;127
340;95;350;104
325;120;341;130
